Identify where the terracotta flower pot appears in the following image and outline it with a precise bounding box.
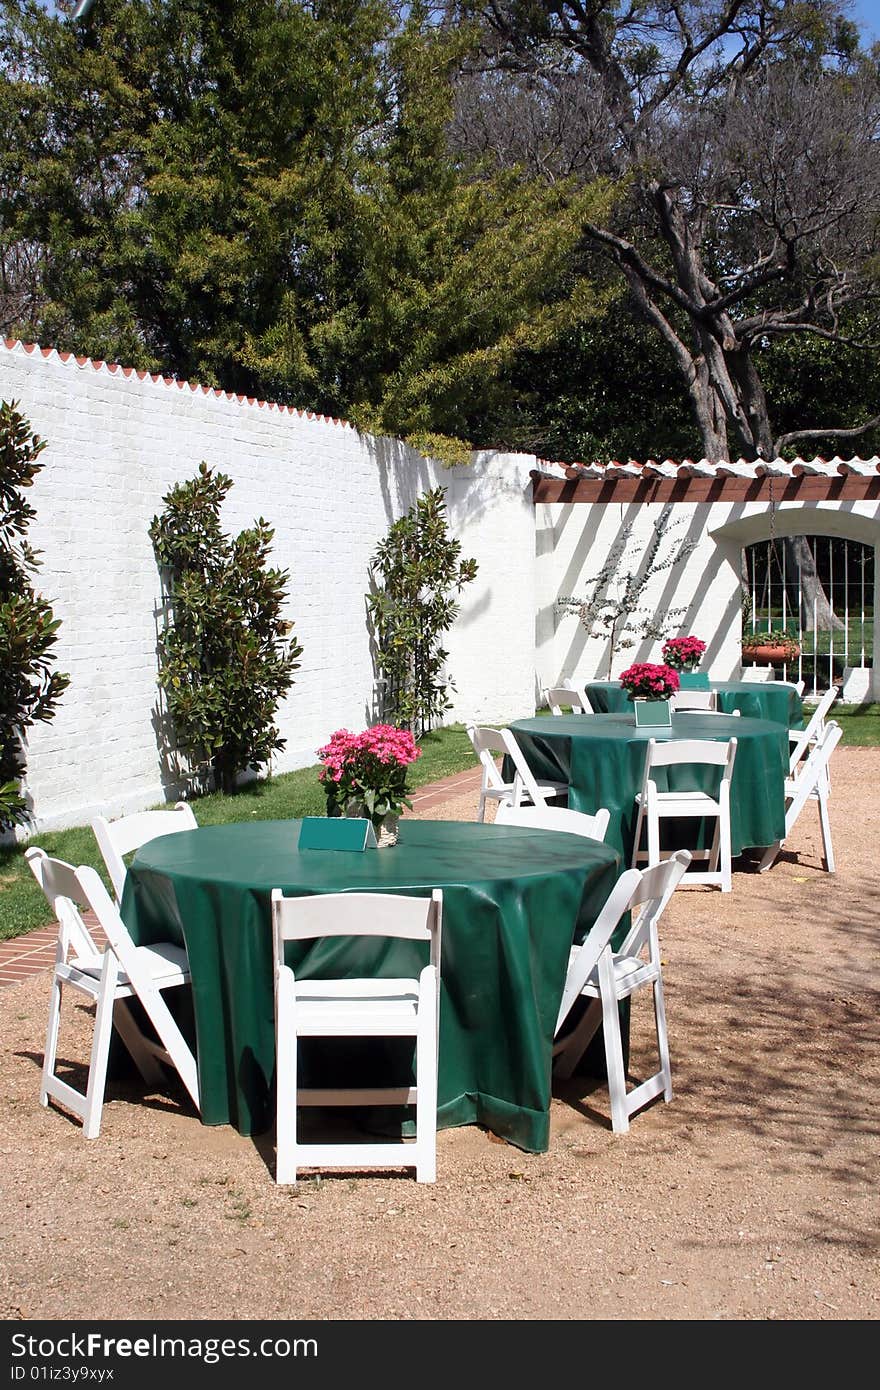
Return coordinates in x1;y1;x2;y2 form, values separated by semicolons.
742;643;800;665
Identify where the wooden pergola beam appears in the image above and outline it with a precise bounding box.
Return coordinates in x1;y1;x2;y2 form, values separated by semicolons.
529;471;880;505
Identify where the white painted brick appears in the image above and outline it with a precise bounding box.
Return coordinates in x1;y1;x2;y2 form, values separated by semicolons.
0;343;535;829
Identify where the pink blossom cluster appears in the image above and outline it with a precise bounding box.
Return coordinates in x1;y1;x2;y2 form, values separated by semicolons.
661;635;707;671
619;662;681;699
317;724;421;785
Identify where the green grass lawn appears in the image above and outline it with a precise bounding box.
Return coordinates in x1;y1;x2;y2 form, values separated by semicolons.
1;707;876;945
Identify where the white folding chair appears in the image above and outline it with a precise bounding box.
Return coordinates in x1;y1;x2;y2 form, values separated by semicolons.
631;737;738;891
670;689;716;711
544;685;594;715
787;685;839;776
271;889;442;1185
759;719;842;874
740;666;774;683
92;802;198;904
25;849;199;1138
466;724;568;822
552;850;691;1133
494;801;611;842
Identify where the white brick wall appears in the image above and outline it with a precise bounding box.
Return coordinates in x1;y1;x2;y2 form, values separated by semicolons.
1;343;536;830
536;497;880;696
4;340;877;832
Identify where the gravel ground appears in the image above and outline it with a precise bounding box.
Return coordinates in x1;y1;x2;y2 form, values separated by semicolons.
0;747;877;1322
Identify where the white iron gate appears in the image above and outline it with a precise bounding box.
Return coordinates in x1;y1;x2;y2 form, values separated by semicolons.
743;536;874;694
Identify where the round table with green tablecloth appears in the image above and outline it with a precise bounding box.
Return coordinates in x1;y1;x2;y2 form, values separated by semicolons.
582;679;803;727
508;711;789;864
120;817;621;1153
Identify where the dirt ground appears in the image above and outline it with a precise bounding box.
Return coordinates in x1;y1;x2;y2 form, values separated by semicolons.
0;748;877;1322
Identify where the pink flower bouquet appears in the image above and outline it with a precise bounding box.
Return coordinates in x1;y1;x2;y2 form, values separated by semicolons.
661;635;707;672
619;662;680;700
317;724;422;829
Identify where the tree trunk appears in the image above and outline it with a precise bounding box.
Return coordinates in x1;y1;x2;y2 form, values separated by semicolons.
785;536;845;631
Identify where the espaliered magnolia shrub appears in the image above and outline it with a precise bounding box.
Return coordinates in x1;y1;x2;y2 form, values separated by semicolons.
0;401;70;830
367;487;477;738
149;462;302;794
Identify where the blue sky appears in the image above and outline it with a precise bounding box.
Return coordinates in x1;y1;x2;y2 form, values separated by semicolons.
852;1;880;41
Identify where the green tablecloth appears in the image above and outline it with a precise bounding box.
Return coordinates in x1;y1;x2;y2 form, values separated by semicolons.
121;818;621;1153
508;712;789;863
583;680;803;728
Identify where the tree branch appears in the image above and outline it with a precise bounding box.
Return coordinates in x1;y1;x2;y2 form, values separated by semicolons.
582;221;698;315
774;416;880;453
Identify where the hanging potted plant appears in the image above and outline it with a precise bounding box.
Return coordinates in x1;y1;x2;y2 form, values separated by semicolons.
741;630;801;666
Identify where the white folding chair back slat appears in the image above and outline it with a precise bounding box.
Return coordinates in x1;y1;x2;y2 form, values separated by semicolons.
670;689;716;711
92;802;198;904
25;849;199;1138
271;889;442;1185
759;719;842;874
466;724;567;823
631;737;738;891
493;802;611;842
544;686;594;715
552;850;691;1133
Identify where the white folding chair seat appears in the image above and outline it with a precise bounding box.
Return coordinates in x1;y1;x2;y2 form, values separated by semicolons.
25;849;200;1138
544;685;594;715
92;802;198;904
670;689;716;711
552;850;691;1133
759;719;842;874
632;737;738;891
466;724;567;822
494;802;611;842
272;889;442;1185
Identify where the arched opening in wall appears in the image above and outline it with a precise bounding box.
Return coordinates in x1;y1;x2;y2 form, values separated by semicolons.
742;536;874;694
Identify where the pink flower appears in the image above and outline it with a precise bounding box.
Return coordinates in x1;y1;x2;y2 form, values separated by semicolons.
619;662;680;699
661;636;707;671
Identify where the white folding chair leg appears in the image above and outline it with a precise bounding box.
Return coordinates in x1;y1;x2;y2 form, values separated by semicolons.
552;998;602;1081
817;791;835;873
597;952;629;1135
275;975;298;1185
646;787;662;869
414;965;438;1183
630;802;646;870
759;839;783;872
83;953;120;1139
40;972;63;1110
653;974;673;1104
476;788;488;823
719;786;733;893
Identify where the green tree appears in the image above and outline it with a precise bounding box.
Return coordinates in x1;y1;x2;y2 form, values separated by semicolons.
367;487;478;736
149;461;302;795
450;1;880;461
1;0;611;459
0;399;70;829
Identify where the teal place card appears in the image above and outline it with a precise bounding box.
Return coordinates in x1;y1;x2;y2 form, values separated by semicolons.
678;671;711;690
297;817;378;851
634;698;672;728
